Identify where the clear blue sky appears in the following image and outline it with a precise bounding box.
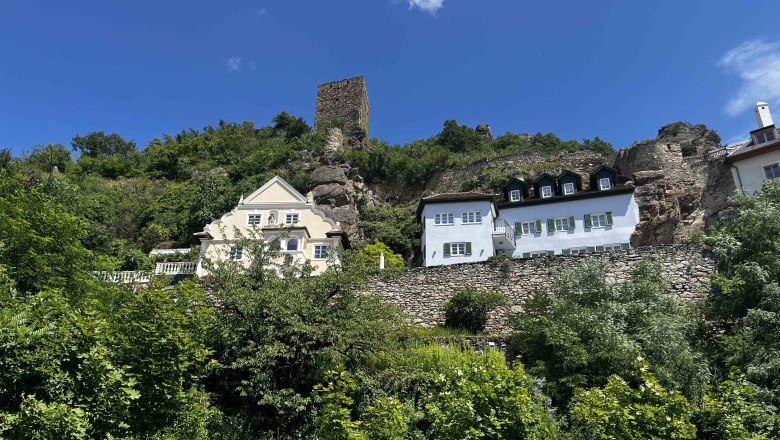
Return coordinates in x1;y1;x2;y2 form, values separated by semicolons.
2;0;779;155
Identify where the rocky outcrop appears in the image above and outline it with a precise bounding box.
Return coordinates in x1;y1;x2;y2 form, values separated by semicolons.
614;122;734;245
475;124;493;140
309;164;374;243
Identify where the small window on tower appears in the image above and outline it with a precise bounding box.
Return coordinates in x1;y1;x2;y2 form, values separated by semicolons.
335;99;340;107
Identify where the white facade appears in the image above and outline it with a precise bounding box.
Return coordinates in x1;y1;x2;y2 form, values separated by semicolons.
729;150;780;195
499;191;639;257
195;176;346;277
421;199;497;267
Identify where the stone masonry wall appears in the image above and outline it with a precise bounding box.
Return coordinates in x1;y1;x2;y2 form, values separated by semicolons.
314;76;370;139
365;244;714;333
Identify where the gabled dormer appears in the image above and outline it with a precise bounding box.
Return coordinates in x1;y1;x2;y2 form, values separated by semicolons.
532;173;557;199
501;176;529;203
751;125;777;146
589;165;618;191
556;170;582;196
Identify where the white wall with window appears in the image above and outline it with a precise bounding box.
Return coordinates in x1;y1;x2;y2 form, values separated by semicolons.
729;149;780;195
421;199;496;267
498;191;639;258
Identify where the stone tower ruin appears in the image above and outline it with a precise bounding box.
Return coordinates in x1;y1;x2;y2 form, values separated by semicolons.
314;76;370;139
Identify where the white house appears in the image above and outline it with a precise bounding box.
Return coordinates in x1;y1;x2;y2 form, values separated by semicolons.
194;175;350;276
726;102;780;195
417;166;639;267
418;193;502;267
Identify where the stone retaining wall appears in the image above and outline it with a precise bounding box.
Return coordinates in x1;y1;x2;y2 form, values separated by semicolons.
366;244;714;333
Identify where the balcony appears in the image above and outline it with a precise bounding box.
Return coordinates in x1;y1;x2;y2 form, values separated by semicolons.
155;261;196;275
98;261;197;284
492;219;516;250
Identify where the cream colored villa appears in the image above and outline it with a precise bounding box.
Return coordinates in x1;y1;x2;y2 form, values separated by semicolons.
194;175;350;276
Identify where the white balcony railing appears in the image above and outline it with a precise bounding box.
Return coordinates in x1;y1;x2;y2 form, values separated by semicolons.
98;261;197;284
155;261;196;275
492;219;517;247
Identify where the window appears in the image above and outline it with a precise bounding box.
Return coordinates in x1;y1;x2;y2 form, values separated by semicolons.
228;245;243;261
563;182;575;195
599;177;612;190
520;220;538;235
313;244;328;259
285;213;299;225
570;247;589;255
270;239;281;251
529;250;548;258
554;217;569;231
509;190;521;202
450;242;466;256
756;131;777;144
541;185;553;198
603;243;623;252
591;212;607;228
462;211;482;224
764;163;780;179
286;238;298;251
247;214;262;227
434;213;454;225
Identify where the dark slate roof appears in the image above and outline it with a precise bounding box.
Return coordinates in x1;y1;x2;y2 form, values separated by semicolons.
497;184;635;208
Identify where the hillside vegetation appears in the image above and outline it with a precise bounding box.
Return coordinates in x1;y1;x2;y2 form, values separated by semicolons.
3;114;615;268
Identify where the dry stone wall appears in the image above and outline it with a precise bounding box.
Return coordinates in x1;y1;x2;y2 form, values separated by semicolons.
365;244;714;333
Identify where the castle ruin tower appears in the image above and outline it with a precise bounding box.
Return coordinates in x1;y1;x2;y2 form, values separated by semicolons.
314;76;370;139
754;102;774;128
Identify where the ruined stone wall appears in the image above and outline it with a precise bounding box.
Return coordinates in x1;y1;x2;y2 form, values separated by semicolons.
365;244;714;333
314;76;370;139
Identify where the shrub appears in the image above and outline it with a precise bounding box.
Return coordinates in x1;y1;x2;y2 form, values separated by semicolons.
443;286;507;334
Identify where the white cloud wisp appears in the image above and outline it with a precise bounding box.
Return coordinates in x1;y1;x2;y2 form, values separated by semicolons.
225;57;242;72
408;0;444;14
719;40;780;116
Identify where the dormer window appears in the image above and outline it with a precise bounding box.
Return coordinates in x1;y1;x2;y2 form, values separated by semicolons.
563;182;575;195
541;186;553;198
599;178;612;190
509;190;521;202
755;130;777;145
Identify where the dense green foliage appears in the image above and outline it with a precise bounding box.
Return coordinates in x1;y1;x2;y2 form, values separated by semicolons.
443;286;507;334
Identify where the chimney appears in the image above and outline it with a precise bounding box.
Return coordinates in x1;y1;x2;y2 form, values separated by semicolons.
754;102;774;128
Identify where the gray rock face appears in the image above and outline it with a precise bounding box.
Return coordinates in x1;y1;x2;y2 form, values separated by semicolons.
310;165;375;243
614;122;734;245
475;124;493;140
311;165;348;185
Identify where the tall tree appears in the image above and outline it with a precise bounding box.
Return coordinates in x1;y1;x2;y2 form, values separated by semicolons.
72;131;136;159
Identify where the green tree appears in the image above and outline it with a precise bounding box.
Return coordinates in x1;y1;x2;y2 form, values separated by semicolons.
569;360;696;440
443;286;507;334
509;260;708;408
272;111;311;141
72;131;136;159
436;120;484;153
358;241;405;271
698;373;780;440
24;143;72;173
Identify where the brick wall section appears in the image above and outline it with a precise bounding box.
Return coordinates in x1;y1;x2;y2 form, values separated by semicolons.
365;244;715;333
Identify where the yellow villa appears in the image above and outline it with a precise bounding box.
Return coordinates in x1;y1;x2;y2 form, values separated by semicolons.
194;175;350;276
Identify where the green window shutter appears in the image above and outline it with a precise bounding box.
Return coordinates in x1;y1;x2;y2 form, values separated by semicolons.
596;245;605;252
465;242;472;255
584;214;592;228
515;222;522;235
568;216;576;230
606;211;614;226
547;250;555;256
587;246;596;253
443;243;451;256
562;248;571;255
621;243;630;250
535;219;542;232
547;218;555;232
522;252;531;258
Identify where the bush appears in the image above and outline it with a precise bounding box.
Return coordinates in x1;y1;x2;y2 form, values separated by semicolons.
443;286;507;334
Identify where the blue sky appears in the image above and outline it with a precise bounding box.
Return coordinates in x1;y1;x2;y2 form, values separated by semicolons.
1;0;779;155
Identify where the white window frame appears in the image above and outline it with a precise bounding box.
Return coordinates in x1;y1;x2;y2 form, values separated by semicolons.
228;244;243;261
554;217;570;232
563;182;575;195
286;237;299;251
313;244;329;260
529;250;548;258
603;243;623;252
462;211;482;224
285;213;300;225
521;220;537;235
509;190;521;202
756;131;776;144
450;242;466;256
570;247;589;255
247;214;262;227
764;163;780;180
434;212;454;225
591;212;607;228
541;185;553;198
599;177;612;190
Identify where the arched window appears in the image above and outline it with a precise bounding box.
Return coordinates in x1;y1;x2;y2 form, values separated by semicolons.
270;239;281;251
286;238;298;251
